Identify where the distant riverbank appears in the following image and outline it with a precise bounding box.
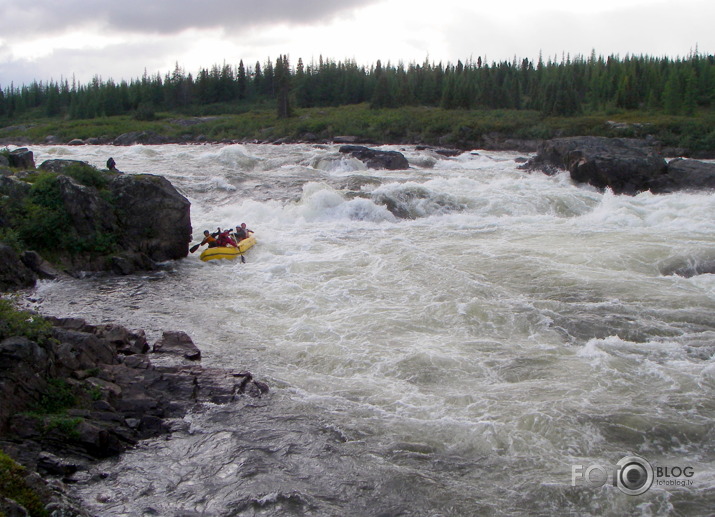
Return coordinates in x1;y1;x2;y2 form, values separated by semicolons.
2;104;715;157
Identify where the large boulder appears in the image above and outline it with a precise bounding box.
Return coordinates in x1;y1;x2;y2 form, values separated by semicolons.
0;175;31;199
20;251;60;280
152;330;201;361
651;158;715;193
7;148;35;170
39;159;92;173
525;137;668;195
56;175;117;238
109;174;191;261
339;145;409;170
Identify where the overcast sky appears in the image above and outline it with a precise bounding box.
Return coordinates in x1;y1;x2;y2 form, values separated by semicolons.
1;0;713;86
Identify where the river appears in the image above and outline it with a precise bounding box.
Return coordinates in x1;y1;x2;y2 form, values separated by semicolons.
22;143;715;516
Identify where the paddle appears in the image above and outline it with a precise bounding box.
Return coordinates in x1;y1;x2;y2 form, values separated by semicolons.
190;243;201;253
231;232;246;263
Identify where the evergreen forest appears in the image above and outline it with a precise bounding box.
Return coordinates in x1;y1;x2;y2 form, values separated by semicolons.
1;51;715;151
3;52;715;119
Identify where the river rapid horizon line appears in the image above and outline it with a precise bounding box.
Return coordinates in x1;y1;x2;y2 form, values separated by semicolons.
17;143;715;516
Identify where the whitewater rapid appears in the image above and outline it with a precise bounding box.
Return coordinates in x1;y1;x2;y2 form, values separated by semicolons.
23;143;715;516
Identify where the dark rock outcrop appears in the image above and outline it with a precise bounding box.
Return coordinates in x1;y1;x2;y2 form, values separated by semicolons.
339;145;409;170
523;136;715;195
524;137;668;195
109;174;192;261
153;330;201;361
39;159;93;173
0;175;31;198
651;158;715;193
8;147;35;169
20;251;60;280
0;313;268;516
0;157;192;277
0;244;37;290
1;315;268;457
113;131;168;146
57;175;118;238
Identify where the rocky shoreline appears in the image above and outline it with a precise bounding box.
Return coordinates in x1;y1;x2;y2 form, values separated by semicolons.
0;311;268;516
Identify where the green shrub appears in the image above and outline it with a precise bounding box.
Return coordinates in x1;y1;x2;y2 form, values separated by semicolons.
36;379;76;415
61;163;109;190
0;227;23;252
0;299;53;345
133;102;156;121
0;450;48;517
43;416;82;441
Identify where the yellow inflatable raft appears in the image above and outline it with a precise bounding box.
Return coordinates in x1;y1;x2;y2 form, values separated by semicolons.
199;235;256;262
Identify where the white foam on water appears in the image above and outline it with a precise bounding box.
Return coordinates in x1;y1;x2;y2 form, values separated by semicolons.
25;143;715;515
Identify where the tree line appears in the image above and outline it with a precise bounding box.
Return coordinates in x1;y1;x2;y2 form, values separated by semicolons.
1;51;714;121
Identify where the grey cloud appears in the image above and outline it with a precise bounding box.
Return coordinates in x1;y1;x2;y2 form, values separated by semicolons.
0;0;381;37
0;39;181;86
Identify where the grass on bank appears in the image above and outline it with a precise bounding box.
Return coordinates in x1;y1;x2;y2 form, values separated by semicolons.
0;450;48;517
2;103;715;151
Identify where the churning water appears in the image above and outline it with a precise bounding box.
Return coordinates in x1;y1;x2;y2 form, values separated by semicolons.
24;143;715;516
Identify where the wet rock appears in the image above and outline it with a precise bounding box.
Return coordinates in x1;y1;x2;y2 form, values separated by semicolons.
20;250;61;280
94;324;149;355
122;354;152;369
109;252;157;276
51;328;118;370
523;137;667;195
0;312;268;494
109;174;192;261
415;146;462;157
339;145;409;170
152;331;201;361
659;256;715;277
8;147;35;169
0;337;51;429
651;158;715;193
37;451;83;477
